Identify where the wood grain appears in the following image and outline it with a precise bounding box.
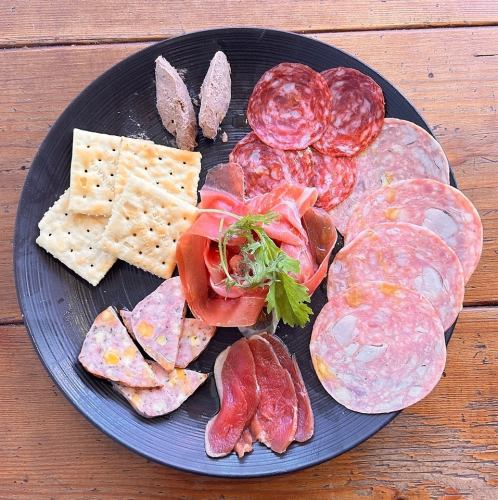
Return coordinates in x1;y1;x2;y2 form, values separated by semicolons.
2;27;498;322
1;1;498;48
1;307;496;498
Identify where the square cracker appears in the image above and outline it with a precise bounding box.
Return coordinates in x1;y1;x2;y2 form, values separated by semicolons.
68;129;123;216
99;177;198;279
36;190;117;286
114;138;201;205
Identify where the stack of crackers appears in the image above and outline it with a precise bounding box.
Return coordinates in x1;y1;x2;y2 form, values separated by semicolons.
36;129;202;286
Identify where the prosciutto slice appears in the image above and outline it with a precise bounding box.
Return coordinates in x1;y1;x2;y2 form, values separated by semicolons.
177;164;336;327
205;338;259;457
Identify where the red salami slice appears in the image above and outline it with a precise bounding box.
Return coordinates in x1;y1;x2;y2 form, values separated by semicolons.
309;149;356;210
345;179;483;283
313;67;384;157
329;118;450;235
328;222;465;330
310;282;446;414
247;63;332;150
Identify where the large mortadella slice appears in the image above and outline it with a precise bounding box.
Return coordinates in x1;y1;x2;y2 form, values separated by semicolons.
205;338;259;458
79;307;160;388
261;333;314;442
329;118;450;235
175;319;216;368
310;282;446;414
247;63;332;150
345;179;483;282
114;362;208;418
313;67;385;157
129;277;185;372
248;335;297;453
328;222;465;330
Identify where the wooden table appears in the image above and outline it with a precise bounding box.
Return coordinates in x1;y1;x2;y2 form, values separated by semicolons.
1;2;497;498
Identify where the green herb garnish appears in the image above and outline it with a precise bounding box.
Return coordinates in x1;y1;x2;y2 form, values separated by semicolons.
218;212;312;327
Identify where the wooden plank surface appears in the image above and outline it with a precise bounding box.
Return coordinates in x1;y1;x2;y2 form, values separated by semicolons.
1;308;496;498
2;1;498;48
2;27;498;322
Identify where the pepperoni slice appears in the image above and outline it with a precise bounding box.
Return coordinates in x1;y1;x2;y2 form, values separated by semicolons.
314;67;384;157
309;149;357;211
247;63;332;150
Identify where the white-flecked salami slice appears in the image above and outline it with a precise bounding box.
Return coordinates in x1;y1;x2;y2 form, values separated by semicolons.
130;277;185;372
345;179;483;283
175;318;216;368
310;282;446;414
314;67;385;157
309;149;357;210
247;63;332;150
78;307;160;388
329;118;450;235
328;222;464;330
114;361;208;418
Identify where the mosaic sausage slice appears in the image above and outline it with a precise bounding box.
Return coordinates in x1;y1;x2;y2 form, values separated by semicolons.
248;335;297;453
328;222;465;330
345;179;483;282
205;338;259;458
175;319;216;369
329;118;450;235
247;63;332;150
261;333;314;442
114;361;208;418
130;277;185;372
78;307;160;388
311;282;446;414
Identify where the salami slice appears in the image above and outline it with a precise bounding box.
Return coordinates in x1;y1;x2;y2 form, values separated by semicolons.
78;307;160;388
309;149;356;210
345;179;483;283
114;362;208;418
329;118;450;235
247;63;331;150
310;282;446;414
313;67;384;157
130;277;185;372
328;222;465;330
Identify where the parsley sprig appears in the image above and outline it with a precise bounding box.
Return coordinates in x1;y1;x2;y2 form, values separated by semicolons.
217;212;312;327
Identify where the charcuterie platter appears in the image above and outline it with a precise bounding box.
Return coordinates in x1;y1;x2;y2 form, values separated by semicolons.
14;28;482;477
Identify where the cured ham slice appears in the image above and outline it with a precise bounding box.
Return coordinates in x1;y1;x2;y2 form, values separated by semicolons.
129;278;185;372
261;333;314;442
114;362;208;418
248;335;297;453
79;307;160;388
205;338;259;458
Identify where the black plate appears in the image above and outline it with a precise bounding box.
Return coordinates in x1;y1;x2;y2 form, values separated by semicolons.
14;28;456;478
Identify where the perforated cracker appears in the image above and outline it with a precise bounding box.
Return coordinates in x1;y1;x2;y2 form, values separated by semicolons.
114;137;201;205
99;177;198;279
36;190;117;286
68;129;123;216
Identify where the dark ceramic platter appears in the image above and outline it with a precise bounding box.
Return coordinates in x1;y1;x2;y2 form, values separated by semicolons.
14;28;456;478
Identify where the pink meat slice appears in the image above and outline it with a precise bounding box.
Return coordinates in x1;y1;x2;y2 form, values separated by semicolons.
329;118;450;235
248;335;297;453
205;338;259;458
328;222;465;331
345;178;483;283
313;67;385;157
234;428;255;458
175;319;216;368
261;333;314;442
247;63;332;150
310;281;446;414
129;277;185;372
